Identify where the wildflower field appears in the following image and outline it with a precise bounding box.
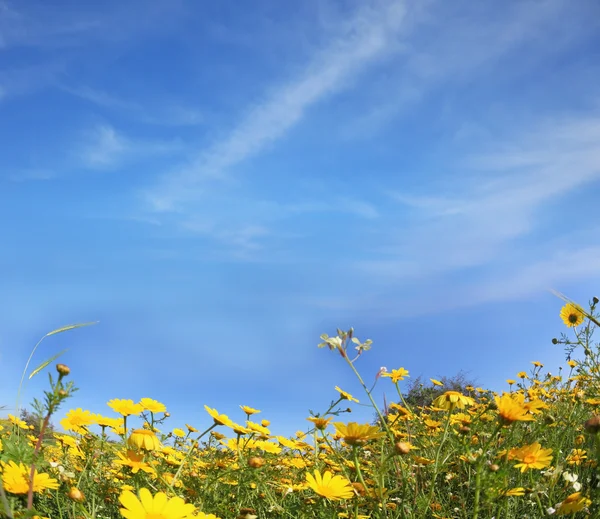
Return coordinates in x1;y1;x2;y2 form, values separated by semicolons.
2;295;600;519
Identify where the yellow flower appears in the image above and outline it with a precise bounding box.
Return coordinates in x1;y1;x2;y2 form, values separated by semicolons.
430;379;444;387
494;393;535;425
8;414;30;430
240;405;260;415
172;428;185;438
246;421;270;435
307;416;333;430
128;429;162;451
1;461;59;494
511;442;553;472
334;386;359;403
517;372;528;379
114;450;155;474
204;406;234;427
556;492;592;515
333;422;385;445
382;368;409;383
432;391;475;411
531;361;543;367
60;408;97;434
560;303;585;328
185;424;198;433
119;488;196;519
506;379;516;385
139;398;167;414
567;360;577;368
566;449;587;466
95;415;123;430
305;470;354;500
108;399;144;417
499;487;526;497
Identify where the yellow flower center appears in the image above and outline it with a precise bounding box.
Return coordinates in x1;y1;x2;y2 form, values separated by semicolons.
524;454;536;464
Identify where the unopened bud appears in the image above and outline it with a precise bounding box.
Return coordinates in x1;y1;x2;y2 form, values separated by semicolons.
584;416;600;434
67;487;85;502
56;364;70;376
58;389;68;398
489;464;500;472
593;296;599;305
394;442;412;455
552;338;559;345
248;457;265;468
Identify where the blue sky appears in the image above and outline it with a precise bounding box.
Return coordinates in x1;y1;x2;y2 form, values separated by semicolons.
1;0;600;436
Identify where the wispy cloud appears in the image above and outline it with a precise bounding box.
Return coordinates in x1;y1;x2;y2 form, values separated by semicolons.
144;0;410;212
352;110;600;312
59;84;204;126
343;0;595;138
78;124;183;170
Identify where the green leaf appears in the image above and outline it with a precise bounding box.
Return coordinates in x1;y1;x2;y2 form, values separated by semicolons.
29;349;68;379
45;321;98;337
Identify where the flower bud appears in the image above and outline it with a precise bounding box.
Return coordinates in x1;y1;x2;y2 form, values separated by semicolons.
552;338;559;345
593;296;599;305
248;457;265;468
584;416;600;434
394;442;412;455
67;487;85;502
56;364;70;376
488;463;500;472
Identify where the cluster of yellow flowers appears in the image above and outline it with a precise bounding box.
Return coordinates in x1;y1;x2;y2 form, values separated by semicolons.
0;300;598;519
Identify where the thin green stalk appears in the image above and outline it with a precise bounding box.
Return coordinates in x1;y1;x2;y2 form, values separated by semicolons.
425;411;452;516
0;481;13;519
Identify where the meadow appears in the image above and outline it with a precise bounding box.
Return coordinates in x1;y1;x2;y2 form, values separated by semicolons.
1;294;599;519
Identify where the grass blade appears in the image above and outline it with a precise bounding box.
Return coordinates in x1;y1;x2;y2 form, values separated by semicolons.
28;349;68;380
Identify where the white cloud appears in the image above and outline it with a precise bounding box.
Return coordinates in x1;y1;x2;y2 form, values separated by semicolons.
78;124;183;170
144;0;411;212
59;84;204;127
344;110;600;318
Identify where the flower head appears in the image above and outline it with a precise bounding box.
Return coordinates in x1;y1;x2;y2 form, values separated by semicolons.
60;408;97;434
307;416;332;430
333;422;385;445
494;393;535;425
108;399;143;417
555;492;592;515
1;461;59;494
139;398;167;414
511;442;553;472
432;391;475;411
128;429;162;451
382;368;409;383
305;470;354;500
240;405;260;415
119;488;196;519
204;406;234;427
560;303;585;328
334;386;359;403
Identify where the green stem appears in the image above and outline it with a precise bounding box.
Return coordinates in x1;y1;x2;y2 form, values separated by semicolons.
0;481;13;519
426;411;452;516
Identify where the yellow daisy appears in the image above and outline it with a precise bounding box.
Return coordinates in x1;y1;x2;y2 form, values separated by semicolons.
119;488;196;519
305;470;354;500
560;303;585;328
